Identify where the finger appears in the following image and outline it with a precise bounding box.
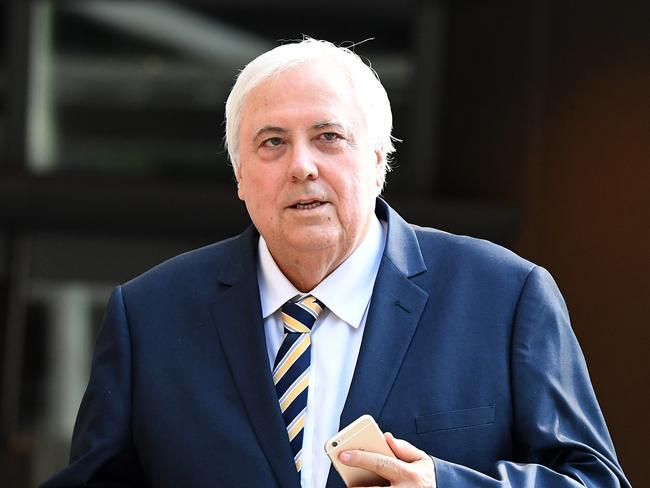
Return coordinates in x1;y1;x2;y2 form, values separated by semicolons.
340;449;405;483
384;432;428;463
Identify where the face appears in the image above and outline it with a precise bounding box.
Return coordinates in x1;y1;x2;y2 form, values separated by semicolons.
236;60;383;267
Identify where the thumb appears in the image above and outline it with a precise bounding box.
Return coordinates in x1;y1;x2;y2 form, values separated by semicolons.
384;432;427;463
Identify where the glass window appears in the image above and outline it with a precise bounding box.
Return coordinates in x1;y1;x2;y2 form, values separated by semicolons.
27;1;414;181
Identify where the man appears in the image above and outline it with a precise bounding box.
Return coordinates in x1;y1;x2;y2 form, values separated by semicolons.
43;39;629;487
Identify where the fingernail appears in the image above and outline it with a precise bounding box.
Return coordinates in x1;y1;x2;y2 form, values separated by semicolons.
340;452;351;463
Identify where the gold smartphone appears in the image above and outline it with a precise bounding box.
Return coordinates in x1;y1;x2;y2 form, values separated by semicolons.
324;414;395;487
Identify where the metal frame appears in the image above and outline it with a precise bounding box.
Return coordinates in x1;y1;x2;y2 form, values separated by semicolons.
1;0;32;447
3;0;30;173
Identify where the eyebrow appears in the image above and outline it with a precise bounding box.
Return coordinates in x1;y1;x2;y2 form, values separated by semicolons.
313;121;348;133
253;126;289;141
252;121;352;142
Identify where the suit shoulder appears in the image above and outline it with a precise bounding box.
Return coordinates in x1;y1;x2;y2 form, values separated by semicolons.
121;234;241;293
411;224;536;276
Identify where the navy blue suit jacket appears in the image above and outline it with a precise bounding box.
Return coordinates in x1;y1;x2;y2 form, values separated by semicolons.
43;199;629;487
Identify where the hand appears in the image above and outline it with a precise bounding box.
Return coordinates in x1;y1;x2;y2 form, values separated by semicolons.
339;432;436;487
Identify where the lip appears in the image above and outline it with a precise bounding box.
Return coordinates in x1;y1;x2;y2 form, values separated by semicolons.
286;197;329;210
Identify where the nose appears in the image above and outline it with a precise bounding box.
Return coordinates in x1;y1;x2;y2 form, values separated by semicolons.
287;140;318;181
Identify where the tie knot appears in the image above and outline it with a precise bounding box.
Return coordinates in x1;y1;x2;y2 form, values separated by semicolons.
281;295;325;334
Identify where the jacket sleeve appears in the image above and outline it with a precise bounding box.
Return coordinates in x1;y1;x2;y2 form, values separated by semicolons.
40;286;148;487
433;266;630;487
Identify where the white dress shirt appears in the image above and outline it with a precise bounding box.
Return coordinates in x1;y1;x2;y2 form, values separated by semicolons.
257;216;386;488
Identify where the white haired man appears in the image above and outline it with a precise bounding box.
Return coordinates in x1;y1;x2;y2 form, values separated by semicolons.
43;39;629;488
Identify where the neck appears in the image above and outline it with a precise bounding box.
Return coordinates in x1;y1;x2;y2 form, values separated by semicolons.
263;214;376;292
268;245;351;293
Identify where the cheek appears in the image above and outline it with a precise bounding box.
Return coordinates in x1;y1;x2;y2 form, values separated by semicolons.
239;165;273;201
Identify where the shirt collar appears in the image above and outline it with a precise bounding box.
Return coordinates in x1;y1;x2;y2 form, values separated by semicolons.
257;216;386;328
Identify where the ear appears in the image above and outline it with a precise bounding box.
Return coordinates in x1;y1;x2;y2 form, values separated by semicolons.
374;149;384;190
236;167;245;201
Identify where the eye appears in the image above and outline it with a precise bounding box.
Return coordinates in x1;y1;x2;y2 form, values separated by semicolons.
320;132;341;142
263;137;284;147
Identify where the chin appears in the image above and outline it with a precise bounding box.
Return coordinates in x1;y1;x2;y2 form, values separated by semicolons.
285;229;339;252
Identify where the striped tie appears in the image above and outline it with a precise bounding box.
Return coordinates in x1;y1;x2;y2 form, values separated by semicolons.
273;295;325;473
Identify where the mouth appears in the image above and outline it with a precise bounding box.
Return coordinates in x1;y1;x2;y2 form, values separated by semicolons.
290;199;326;210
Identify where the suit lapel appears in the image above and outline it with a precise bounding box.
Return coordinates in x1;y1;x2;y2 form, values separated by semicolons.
338;256;429;426
210;227;300;488
326;200;429;488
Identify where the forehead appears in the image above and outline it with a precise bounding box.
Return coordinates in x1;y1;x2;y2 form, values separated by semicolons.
240;61;363;132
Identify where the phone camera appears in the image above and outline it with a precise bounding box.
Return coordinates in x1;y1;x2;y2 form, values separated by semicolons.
332;441;338;447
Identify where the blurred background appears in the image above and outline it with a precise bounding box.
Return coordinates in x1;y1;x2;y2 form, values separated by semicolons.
0;0;648;486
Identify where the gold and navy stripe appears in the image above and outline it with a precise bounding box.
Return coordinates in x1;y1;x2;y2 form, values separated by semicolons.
273;295;324;472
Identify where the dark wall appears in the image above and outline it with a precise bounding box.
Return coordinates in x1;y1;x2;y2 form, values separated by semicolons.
517;3;650;486
443;1;649;485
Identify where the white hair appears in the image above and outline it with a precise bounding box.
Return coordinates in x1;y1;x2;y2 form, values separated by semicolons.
224;38;396;187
